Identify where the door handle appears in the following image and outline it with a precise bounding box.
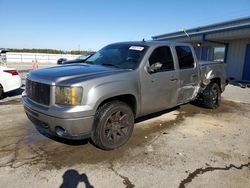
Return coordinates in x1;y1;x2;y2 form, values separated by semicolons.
191;74;198;78
151;78;156;82
170;78;177;82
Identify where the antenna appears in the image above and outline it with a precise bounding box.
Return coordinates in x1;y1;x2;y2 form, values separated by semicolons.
180;29;191;39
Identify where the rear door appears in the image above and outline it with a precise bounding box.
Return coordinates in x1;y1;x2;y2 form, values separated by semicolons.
140;46;179;115
174;45;199;104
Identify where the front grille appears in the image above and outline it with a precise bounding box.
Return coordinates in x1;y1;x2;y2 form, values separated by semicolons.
26;79;51;105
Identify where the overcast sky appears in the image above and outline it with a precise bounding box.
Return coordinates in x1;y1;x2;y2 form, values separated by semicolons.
0;0;249;51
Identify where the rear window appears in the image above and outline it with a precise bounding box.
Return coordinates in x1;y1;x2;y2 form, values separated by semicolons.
176;46;195;69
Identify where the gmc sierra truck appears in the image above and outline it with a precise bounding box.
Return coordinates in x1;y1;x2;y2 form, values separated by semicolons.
22;41;227;150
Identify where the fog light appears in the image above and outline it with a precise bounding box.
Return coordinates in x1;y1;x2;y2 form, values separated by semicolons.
55;126;67;137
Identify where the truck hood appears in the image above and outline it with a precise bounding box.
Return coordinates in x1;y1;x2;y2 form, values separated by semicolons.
27;64;127;85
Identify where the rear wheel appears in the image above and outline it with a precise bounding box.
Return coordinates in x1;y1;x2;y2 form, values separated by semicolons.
202;82;221;109
91;101;134;150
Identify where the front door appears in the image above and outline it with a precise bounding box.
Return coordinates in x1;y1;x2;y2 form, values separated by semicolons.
242;44;250;81
140;46;179;116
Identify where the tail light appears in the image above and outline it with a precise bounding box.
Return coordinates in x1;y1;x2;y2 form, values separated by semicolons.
4;70;19;76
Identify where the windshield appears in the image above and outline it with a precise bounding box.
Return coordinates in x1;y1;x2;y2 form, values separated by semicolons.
85;44;148;70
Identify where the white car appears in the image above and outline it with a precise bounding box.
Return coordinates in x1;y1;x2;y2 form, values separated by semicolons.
0;66;22;98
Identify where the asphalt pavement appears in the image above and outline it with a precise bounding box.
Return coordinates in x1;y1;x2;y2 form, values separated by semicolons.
0;84;249;188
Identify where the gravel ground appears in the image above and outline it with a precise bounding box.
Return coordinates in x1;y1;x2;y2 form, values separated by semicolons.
0;83;249;188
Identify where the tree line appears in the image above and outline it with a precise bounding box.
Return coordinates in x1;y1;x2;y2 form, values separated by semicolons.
7;48;95;55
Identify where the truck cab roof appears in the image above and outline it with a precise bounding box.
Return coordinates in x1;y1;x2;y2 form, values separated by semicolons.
110;41;192;48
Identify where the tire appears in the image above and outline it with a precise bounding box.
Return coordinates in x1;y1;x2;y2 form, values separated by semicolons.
0;85;4;99
202;82;221;109
91;101;134;150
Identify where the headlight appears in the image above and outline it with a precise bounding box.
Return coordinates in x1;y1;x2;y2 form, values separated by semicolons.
55;86;83;105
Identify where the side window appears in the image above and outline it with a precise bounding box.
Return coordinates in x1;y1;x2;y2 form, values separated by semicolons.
176;46;195;69
149;46;174;72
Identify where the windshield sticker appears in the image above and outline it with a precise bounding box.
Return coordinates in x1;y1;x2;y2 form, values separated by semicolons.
129;46;144;51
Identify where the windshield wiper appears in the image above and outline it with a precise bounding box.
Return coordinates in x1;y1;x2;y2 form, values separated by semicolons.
84;61;93;64
101;63;120;69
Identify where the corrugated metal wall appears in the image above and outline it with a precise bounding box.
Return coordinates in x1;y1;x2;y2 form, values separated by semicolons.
206;28;250;40
227;39;250;80
152;17;250;81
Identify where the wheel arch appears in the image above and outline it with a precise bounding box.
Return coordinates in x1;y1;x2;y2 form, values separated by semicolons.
210;77;221;91
96;94;138;117
0;83;5;99
0;83;5;92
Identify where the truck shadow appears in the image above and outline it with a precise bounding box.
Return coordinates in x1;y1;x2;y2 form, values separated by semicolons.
135;106;180;123
59;169;94;188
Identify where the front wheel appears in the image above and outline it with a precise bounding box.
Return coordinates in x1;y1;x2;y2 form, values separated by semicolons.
202;82;221;109
91;101;134;150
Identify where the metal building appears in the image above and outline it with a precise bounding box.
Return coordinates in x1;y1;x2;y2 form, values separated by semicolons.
152;17;250;81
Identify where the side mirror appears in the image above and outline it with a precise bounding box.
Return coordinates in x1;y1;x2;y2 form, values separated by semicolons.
147;62;162;74
147;65;156;74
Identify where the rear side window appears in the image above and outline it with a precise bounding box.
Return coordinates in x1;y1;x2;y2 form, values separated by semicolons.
149;46;175;72
176;46;195;69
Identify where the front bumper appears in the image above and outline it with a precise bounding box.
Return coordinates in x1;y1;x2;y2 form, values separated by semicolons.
22;96;94;140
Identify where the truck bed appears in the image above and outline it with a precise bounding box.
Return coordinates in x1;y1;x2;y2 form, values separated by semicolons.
199;61;227;92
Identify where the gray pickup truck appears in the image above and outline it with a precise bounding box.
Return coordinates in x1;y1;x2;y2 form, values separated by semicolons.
22;41;227;150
